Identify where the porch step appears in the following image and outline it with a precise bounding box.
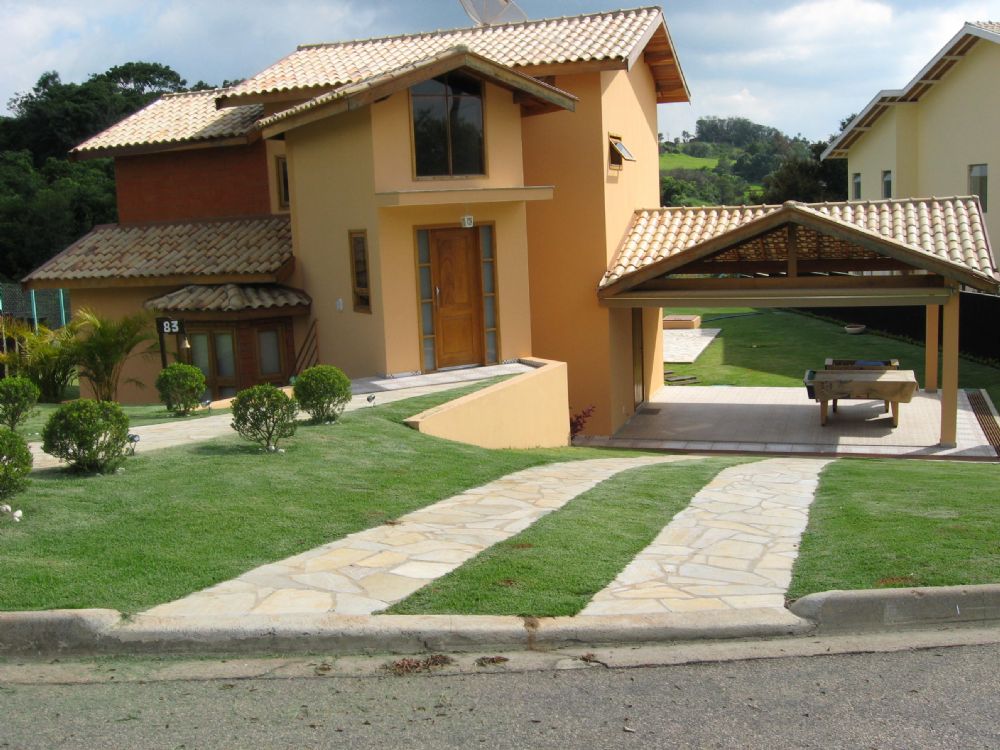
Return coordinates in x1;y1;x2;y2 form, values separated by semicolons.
666;375;699;385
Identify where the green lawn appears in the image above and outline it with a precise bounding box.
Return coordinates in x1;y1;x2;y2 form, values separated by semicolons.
789;459;1000;599
389;457;753;617
660;152;719;170
0;383;637;614
664;308;1000;405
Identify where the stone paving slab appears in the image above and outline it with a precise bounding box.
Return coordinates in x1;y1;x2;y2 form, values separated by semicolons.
663;328;721;363
581;457;833;616
144;455;699;618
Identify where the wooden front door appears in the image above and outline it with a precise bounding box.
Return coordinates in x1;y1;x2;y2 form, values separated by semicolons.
430;228;484;369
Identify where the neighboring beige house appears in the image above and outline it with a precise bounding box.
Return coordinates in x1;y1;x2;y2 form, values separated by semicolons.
823;22;1000;258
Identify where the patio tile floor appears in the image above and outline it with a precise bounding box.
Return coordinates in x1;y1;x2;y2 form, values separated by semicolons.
578;386;997;459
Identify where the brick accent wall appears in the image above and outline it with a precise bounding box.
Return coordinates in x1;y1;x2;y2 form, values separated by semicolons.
115;140;271;223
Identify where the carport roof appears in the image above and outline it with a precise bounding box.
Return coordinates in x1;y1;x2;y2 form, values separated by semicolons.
601;197;1000;299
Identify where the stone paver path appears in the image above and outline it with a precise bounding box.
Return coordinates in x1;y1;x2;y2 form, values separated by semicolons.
144;455;699;618
663;328;721;363
581;457;832;616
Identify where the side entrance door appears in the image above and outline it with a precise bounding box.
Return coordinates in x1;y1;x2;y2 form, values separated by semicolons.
187;328;238;400
429;227;484;369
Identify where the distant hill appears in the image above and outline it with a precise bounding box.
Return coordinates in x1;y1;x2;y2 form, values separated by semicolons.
659;116;846;207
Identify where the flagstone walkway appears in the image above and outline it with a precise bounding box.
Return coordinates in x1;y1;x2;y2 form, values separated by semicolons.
581;457;833;616
144;455;695;618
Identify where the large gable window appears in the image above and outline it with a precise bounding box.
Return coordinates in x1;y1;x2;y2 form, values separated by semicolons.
411;72;485;177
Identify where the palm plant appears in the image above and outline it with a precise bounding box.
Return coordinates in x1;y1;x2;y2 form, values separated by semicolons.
0;319;81;402
74;309;156;402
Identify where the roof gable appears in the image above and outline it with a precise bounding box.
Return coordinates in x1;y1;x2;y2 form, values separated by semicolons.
824;22;1000;159
217;6;688;108
258;47;577;138
603;198;999;295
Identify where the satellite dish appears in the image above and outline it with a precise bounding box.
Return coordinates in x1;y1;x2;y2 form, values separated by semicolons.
459;0;527;26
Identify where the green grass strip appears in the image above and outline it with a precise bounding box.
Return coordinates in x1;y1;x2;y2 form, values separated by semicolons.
788;458;1000;599
388;456;756;618
0;379;636;614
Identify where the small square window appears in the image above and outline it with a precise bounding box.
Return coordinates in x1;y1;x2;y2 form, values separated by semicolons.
349;230;371;313
881;170;892;199
970;164;988;212
276;156;290;209
852;173;861;200
608;134;636;170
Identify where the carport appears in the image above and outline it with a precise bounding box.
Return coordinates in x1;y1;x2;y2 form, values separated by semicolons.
598;198;1000;448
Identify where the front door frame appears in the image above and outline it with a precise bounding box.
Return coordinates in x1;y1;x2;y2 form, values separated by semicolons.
414;223;498;372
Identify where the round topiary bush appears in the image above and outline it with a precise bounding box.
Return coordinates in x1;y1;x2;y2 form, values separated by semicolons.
293;365;352;423
0;429;32;500
42;399;130;473
155;362;207;416
230;384;298;450
0;376;40;431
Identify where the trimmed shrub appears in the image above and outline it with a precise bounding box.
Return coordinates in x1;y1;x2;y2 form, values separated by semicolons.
0;429;32;500
42;399;130;473
156;363;207;416
0;376;40;430
293;365;352;423
230;384;298;450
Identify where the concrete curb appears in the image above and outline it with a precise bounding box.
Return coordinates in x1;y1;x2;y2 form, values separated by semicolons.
0;608;811;657
4;585;1000;657
790;584;1000;632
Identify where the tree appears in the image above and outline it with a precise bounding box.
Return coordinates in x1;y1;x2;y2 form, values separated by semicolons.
0;319;81;402
73;310;156;402
762;141;847;203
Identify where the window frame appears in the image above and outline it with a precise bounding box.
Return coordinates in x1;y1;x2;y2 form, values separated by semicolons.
275;156;290;209
852;172;862;200
348;230;372;314
881;170;893;199
608;133;636;171
969;163;988;212
255;327;284;379
409;72;487;180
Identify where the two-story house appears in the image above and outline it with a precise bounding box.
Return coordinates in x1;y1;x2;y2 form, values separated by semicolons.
823;21;1000;259
25;7;689;436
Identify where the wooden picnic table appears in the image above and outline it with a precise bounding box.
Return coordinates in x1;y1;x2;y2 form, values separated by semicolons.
803;369;919;427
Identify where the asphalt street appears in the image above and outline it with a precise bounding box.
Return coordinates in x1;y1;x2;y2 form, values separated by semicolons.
1;642;998;749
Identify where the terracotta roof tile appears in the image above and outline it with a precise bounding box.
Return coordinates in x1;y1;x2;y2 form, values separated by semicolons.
72;90;262;156
223;7;664;101
970;20;1000;34
145;284;310;313
25;216;292;284
603;197;999;290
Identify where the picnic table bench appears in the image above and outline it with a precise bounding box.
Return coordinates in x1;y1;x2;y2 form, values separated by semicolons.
803;369;918;427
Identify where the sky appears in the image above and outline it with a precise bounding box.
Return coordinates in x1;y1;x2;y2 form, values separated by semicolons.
2;0;998;141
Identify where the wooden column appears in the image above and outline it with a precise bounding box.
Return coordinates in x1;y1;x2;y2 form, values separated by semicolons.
924;304;939;392
939;291;960;448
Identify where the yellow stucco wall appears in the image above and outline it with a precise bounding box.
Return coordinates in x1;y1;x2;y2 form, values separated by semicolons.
522;63;663;435
285;108;386;377
377;203;533;375
404;358;569;448
846;41;1000;246
602;64;663;428
71;286;178;405
371;81;526;192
